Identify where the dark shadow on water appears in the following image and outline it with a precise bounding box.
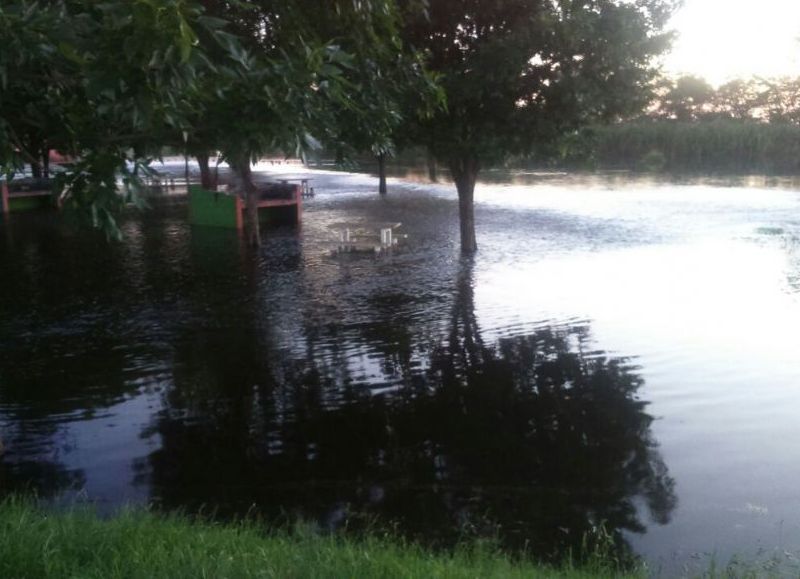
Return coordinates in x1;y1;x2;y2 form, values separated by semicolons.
140;259;676;561
0;203;676;563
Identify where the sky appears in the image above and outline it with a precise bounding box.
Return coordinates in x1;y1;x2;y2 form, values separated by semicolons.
664;0;800;86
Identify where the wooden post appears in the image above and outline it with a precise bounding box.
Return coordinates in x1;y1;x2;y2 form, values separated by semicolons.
1;182;9;214
234;196;244;231
295;184;302;223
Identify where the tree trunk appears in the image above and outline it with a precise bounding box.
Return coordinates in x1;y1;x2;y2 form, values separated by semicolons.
245;182;260;247
42;148;50;179
30;160;42;179
450;156;479;253
197;153;216;190
427;150;438;183
231;156;260;247
378;152;387;195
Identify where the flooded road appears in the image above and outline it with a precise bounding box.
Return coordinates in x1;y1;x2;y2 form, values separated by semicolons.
3;167;800;573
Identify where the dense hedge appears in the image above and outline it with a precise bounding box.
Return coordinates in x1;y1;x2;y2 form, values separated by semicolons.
559;120;800;174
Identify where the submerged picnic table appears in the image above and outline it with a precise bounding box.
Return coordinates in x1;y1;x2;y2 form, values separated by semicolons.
328;222;403;252
277;177;314;197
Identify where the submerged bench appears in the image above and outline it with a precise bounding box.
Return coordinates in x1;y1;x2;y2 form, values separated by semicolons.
1;178;58;214
188;183;302;230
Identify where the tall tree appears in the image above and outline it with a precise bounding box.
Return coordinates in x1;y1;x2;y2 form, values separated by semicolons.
1;1;421;245
190;0;428;244
277;1;440;196
656;75;715;121
712;78;766;120
401;0;677;252
762;77;800;124
0;0;232;237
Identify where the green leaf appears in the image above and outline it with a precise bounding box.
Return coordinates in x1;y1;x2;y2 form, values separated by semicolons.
178;17;197;63
57;42;85;65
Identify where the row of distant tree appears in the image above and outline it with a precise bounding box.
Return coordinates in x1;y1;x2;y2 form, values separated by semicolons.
652;75;800;123
528;75;800;174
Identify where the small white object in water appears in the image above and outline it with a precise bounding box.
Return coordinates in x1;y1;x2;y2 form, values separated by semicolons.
744;503;769;516
732;503;769;516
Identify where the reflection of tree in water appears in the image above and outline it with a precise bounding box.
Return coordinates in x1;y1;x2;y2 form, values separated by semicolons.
0;333;130;500
0;203;209;502
0;424;86;500
402;263;676;557
142;260;675;561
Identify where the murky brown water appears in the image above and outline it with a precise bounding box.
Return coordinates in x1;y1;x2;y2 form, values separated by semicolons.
3;166;800;573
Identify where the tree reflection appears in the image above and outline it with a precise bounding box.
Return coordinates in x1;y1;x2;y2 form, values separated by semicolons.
142;258;675;561
0;327;129;501
401;260;676;556
0;421;86;500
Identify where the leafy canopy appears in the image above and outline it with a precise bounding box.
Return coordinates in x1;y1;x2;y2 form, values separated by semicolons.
191;0;441;164
0;0;234;235
0;0;428;236
400;0;678;169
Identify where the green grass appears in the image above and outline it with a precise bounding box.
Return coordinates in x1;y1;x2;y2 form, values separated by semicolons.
0;498;642;578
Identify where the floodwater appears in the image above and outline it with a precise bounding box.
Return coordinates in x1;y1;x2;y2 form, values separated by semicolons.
3;166;800;574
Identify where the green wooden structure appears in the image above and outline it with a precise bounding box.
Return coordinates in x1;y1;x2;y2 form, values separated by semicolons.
188;186;243;228
188;184;302;230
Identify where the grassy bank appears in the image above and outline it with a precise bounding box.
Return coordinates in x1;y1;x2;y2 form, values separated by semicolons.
0;498;640;578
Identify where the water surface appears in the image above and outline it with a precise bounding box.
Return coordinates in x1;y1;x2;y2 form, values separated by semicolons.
3;168;800;573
